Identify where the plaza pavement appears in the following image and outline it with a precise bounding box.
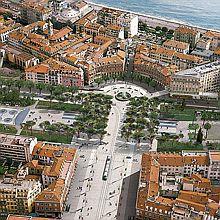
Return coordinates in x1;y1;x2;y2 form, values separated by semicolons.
63;93;142;220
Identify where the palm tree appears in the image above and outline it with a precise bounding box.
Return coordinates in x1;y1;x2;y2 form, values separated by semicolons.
204;122;211;139
39;121;51;132
22;120;36;135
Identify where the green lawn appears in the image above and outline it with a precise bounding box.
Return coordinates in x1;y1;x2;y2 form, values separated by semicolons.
160;106;196;121
36;100;82;112
21;129;72;144
157;139;203;153
0;124;17;134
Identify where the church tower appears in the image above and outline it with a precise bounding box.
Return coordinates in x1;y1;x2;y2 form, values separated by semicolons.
48;19;54;37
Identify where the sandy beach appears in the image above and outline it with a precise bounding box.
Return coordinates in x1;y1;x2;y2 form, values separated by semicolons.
86;1;220;34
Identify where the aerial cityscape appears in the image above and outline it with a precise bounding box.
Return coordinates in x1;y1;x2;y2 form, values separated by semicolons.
0;0;219;220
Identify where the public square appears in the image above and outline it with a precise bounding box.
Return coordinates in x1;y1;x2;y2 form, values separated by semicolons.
62;83;165;220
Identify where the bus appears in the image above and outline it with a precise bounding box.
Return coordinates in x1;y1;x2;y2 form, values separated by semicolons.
102;156;111;181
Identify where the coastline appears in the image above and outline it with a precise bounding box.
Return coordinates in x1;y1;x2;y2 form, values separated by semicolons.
85;1;220;34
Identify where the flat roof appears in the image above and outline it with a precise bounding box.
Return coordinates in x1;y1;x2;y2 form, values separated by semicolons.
174;61;220;78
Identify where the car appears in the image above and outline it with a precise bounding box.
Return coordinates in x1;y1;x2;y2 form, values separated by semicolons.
126;156;132;159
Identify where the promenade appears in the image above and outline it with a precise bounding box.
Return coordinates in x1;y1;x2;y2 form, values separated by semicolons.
86;1;220;33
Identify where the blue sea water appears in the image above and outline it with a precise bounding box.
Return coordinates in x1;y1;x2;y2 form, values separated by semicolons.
90;0;220;30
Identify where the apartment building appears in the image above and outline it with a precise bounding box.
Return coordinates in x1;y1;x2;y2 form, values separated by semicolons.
91;53;125;81
133;59;178;87
163;39;190;54
174;26;200;49
202;31;220;51
74;10;97;33
0;175;41;215
20;2;52;24
170;61;220;98
25;58;84;87
0;134;37;162
0;23;21;43
214;47;220;61
149;46;204;70
97;7;138;37
136;151;220;220
1;44;39;69
29;142;77;218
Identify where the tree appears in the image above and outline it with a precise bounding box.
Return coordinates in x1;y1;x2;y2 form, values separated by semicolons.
196;128;203;144
22;120;36;135
68;85;79;98
25;81;35;93
94;78;103;87
149;80;156;90
52;85;67;100
0;77;5;89
189;123;199;139
36;83;46;94
39;121;51;132
14;80;24;92
132;131;144;147
5;79;14;91
204;122;211;139
46;84;55;95
155;26;161;32
162;27;168;32
168;29;174;34
97;130;107;144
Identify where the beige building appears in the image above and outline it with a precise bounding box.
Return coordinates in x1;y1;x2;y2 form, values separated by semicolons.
0;23;22;43
202;31;220;51
0;175;41;215
1;44;39;69
170;61;220;98
97;7;138;37
20;2;51;24
174;26;200;49
0;134;37;162
163;39;190;54
29;142;77;218
25;58;84;87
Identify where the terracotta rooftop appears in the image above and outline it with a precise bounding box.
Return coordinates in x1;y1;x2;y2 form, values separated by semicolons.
163;39;190;50
35;178;65;203
175;26;199;35
25;58;80;74
7;215;54;220
49;27;72;41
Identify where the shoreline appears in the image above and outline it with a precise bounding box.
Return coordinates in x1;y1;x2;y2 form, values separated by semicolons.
85;1;220;34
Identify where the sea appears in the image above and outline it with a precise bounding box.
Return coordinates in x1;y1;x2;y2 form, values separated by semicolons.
89;0;220;31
